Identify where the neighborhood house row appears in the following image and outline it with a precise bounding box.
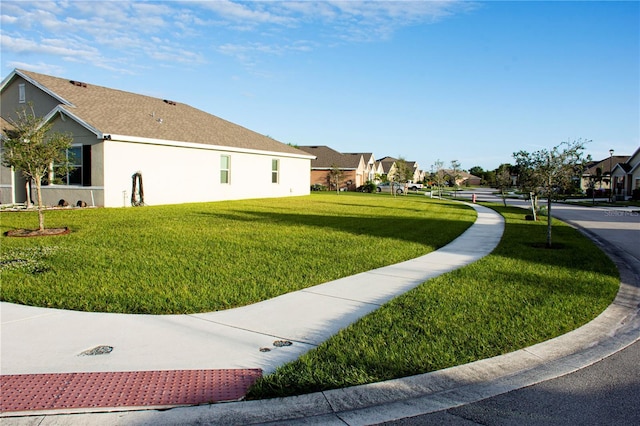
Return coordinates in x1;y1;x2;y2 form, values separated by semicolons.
4;69;635;206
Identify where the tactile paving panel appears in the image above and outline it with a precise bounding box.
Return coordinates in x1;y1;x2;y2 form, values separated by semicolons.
0;369;262;413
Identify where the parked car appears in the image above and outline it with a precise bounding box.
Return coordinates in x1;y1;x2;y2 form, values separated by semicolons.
407;181;423;191
376;182;404;194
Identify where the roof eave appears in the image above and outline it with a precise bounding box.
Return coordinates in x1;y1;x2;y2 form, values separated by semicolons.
44;106;102;137
105;133;316;159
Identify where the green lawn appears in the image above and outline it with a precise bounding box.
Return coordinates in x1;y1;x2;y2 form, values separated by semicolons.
247;205;619;398
0;193;475;314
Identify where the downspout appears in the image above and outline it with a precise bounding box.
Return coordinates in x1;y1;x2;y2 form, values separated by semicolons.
11;166;16;205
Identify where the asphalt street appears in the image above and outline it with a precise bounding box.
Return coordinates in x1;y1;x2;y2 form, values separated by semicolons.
380;189;640;426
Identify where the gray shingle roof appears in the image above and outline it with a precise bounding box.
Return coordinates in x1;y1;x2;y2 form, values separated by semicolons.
298;145;361;168
584;156;630;175
15;69;310;157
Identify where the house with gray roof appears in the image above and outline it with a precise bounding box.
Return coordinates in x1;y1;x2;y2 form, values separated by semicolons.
580;154;631;197
298;146;369;191
0;69;314;207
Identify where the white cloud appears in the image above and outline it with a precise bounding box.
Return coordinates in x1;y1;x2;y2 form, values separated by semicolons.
194;0;296;26
4;60;65;76
0;0;477;75
0;14;18;25
1;34;97;59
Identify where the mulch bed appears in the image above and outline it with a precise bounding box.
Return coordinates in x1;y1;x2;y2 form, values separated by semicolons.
4;227;70;237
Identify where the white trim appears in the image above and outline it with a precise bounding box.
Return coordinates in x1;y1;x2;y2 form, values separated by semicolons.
45;185;104;189
43;106;101;136
105;133;316;160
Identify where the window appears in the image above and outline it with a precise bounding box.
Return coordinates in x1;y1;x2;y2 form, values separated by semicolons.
271;159;279;183
18;84;25;103
53;146;82;185
220;155;230;184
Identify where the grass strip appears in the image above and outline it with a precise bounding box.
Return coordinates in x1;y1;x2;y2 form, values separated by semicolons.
247;204;619;398
0;193;475;314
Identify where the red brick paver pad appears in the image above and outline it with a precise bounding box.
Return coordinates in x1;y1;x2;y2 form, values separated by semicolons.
0;369;262;413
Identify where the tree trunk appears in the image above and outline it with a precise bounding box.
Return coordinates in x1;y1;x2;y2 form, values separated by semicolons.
530;193;537;221
546;196;552;248
24;179;32;208
35;178;44;231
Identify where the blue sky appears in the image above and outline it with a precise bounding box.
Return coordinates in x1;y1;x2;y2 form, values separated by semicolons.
1;1;638;171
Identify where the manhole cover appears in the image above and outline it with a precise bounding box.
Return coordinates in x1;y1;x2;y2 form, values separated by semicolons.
79;345;113;356
273;340;292;347
259;347;271;352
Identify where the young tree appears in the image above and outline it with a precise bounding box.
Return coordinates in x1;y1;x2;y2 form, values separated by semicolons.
1;105;73;231
513;139;591;248
495;163;513;207
450;160;461;197
392;157;413;196
587;167;604;205
328;164;344;194
431;159;446;197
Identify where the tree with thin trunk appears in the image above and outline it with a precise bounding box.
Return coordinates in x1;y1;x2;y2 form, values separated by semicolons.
495;163;512;207
513;139;591;248
450;160;461;197
393;157;413;196
1;104;73;231
431;159;445;197
328;164;344;194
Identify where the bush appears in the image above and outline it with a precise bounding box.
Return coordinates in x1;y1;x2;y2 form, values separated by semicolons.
357;181;377;193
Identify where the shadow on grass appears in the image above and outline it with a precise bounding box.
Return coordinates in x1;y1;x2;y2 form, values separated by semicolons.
195;208;475;248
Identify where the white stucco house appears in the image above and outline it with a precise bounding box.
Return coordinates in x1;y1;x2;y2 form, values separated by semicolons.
1;69;314;207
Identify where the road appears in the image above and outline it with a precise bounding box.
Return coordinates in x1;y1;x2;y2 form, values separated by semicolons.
380;189;640;425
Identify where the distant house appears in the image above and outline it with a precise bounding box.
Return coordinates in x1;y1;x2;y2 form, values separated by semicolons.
345;152;377;183
580;155;631;196
611;147;640;200
0;69;314;207
298;145;369;190
374;156;423;184
441;170;481;187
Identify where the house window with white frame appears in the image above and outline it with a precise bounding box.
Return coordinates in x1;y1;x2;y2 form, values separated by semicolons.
220;155;230;184
53;145;82;185
271;159;279;184
18;84;26;103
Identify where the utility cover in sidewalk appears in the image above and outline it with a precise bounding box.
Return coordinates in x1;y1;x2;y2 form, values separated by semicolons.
79;345;113;356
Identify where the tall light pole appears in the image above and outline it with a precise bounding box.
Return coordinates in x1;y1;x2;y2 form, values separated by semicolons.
609;149;614;203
